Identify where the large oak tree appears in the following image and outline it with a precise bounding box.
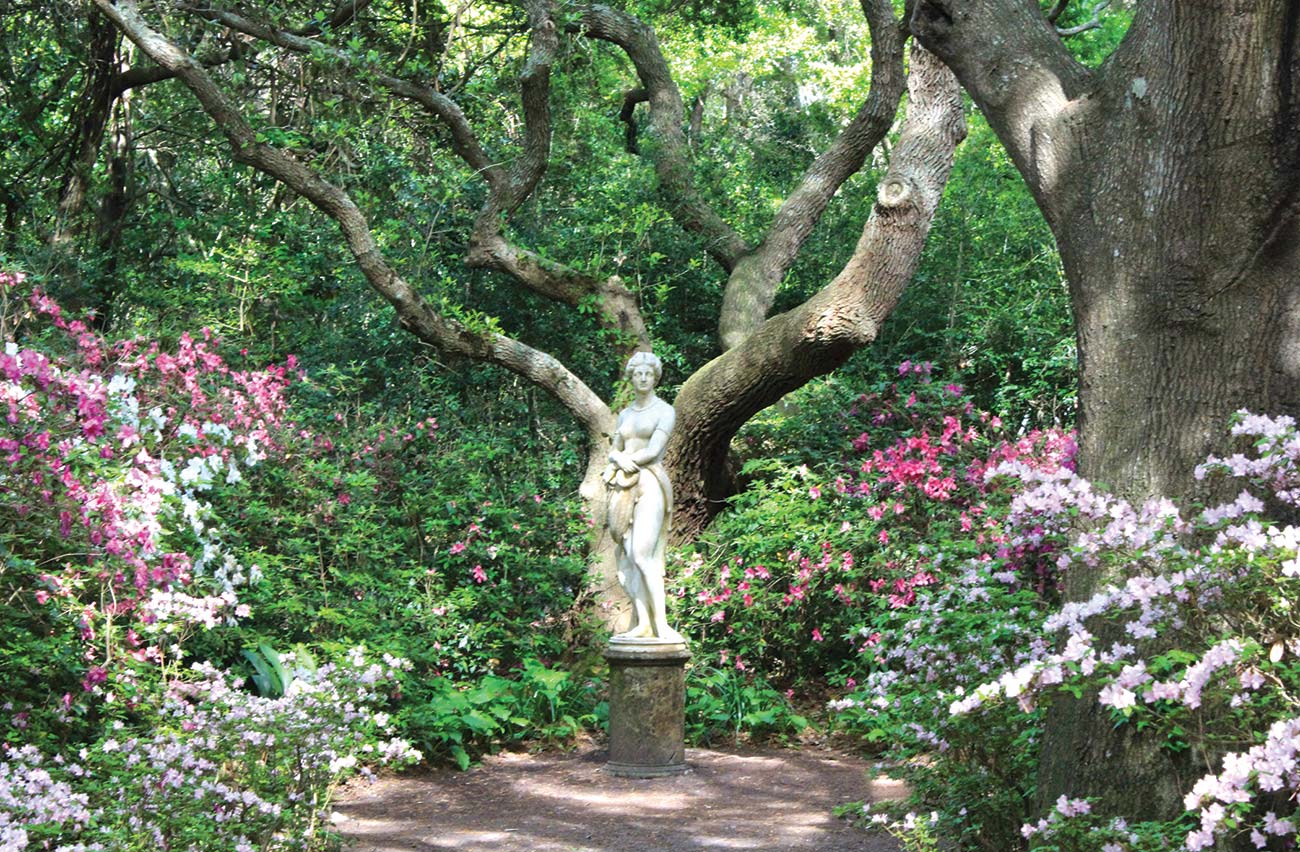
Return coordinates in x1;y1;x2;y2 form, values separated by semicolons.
912;0;1300;823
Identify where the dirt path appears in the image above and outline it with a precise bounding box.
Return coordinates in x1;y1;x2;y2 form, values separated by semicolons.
333;745;904;852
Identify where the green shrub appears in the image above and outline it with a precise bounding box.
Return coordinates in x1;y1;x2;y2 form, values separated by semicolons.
400;660;602;769
685;665;810;747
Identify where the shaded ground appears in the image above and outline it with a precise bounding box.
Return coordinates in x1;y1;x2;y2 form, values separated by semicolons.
333;744;904;852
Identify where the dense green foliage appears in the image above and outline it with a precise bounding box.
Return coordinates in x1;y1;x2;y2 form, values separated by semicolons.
0;0;1074;418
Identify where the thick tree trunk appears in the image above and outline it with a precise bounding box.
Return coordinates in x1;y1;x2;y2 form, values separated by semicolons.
1041;2;1300;820
90;99;133;330
51;10;118;247
48;8;120;316
914;0;1300;826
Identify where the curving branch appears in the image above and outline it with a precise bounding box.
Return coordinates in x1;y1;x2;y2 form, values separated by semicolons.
1055;0;1110;37
620;86;649;154
94;0;614;436
667;45;967;534
717;0;907;350
1044;0;1071;24
292;0;372;36
176;3;498;176
579;0;911;351
175;0;649;349
575;4;751;272
113;46;240;94
492;0;557;217
463;232;650;348
911;0;1092;221
466;0;649;349
112;1;372;94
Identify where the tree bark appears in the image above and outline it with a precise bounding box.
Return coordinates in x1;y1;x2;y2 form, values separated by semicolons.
914;0;1300;824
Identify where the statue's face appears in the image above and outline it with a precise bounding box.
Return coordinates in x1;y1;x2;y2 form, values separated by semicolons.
630;364;657;393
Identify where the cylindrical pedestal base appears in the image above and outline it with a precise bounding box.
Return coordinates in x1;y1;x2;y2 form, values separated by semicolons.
604;641;691;778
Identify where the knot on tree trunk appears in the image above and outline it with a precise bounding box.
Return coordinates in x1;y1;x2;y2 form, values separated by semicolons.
911;1;956;37
876;177;914;209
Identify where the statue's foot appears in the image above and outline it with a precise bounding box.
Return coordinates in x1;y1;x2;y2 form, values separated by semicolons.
653;625;684;643
615;623;652;639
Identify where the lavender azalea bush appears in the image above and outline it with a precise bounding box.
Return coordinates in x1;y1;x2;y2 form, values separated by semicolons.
2;650;419;851
838;410;1300;851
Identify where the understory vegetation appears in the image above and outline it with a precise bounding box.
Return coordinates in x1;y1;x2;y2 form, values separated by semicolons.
3;271;1296;851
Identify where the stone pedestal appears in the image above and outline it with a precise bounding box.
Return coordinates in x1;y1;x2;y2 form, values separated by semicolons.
604;639;691;777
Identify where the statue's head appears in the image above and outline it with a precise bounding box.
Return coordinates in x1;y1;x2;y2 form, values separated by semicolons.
624;351;663;384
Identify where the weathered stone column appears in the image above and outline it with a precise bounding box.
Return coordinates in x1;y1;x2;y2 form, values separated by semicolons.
604;639;691;777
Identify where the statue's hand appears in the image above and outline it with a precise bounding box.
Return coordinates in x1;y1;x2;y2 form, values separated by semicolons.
610;450;639;474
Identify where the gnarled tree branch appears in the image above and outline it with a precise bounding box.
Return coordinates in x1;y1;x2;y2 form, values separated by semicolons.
1056;0;1109;36
1045;0;1071;24
620;86;648;154
493;0;556;217
113;1;371;94
176;3;498;176
293;0;372;36
575;4;751;272
94;0;614;437
113;45;239;94
176;0;649;349
667;45;966;534
717;0;907;350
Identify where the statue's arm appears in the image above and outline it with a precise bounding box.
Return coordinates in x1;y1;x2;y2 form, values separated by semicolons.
608;410;639;474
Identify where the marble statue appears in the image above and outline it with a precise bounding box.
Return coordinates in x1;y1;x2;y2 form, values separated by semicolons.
604;351;683;643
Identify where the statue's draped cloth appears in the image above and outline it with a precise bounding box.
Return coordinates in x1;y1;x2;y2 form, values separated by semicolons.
605;462;673;569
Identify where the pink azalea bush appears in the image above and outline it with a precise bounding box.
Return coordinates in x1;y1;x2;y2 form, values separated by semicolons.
0;268;298;728
673;363;1073;686
0;271;419;850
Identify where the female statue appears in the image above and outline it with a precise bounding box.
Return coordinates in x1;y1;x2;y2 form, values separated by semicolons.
604;351;683;642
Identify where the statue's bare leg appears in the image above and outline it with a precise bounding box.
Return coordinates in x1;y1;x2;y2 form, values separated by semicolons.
646;570;682;642
615;546;652;638
621;486;681;642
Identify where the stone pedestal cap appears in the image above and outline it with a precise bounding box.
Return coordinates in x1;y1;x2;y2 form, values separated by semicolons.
604;636;691;664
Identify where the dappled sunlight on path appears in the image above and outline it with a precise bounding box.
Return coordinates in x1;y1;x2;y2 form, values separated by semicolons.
333;746;905;851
